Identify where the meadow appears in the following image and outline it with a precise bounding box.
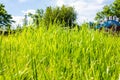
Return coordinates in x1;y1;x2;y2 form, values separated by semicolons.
0;23;120;80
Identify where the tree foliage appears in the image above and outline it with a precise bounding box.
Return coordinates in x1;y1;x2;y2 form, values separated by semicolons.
0;3;14;29
43;5;77;28
112;0;120;18
95;0;120;20
28;9;44;27
23;14;28;26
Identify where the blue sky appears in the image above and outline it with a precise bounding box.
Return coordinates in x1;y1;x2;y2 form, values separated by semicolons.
0;0;114;26
0;0;55;16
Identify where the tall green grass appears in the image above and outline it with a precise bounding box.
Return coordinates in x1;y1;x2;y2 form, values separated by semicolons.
0;23;120;80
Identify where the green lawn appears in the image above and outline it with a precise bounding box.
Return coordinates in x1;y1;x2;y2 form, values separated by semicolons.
0;24;120;80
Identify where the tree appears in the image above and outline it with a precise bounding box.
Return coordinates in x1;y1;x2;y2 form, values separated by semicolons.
0;3;14;29
95;0;120;20
23;14;28;26
43;7;52;27
112;0;120;18
95;5;113;20
43;5;77;28
60;5;76;27
28;9;44;27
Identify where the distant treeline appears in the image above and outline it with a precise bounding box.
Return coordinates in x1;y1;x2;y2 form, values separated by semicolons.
1;0;120;32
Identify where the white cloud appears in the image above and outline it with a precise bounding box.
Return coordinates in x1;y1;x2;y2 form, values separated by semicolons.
56;0;64;7
96;0;104;4
18;0;27;3
11;9;35;28
22;9;36;15
55;0;107;24
12;16;24;28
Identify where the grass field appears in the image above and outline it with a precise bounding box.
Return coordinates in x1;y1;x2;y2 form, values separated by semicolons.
0;23;120;80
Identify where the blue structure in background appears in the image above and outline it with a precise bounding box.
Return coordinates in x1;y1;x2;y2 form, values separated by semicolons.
95;16;120;31
104;20;120;28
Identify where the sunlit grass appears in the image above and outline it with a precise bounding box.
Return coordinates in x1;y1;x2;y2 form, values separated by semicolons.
0;23;120;80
